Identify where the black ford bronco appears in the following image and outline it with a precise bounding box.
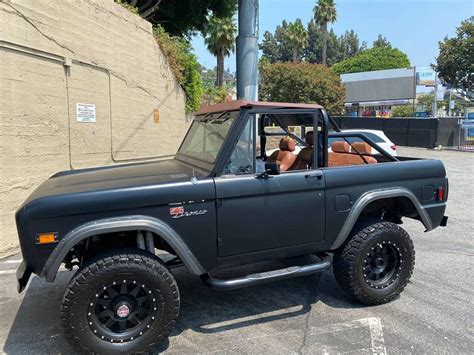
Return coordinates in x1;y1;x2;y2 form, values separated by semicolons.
15;100;448;353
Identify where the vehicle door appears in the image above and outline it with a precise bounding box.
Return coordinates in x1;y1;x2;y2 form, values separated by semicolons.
214;111;326;258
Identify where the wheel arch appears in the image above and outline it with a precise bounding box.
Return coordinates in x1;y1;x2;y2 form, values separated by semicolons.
41;215;206;282
329;187;433;250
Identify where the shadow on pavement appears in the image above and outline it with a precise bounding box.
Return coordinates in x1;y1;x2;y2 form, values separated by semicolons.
4;263;363;354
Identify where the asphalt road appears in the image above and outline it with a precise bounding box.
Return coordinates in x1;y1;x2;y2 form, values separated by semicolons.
0;147;473;354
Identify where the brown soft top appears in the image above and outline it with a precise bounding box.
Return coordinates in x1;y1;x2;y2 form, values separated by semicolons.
196;100;323;115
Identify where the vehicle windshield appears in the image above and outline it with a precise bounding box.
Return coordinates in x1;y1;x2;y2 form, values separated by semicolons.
177;111;237;168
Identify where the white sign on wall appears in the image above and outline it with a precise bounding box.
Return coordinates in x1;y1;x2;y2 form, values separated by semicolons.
76;103;96;122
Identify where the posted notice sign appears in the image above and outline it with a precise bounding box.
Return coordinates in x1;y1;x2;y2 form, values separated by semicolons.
76;103;96;122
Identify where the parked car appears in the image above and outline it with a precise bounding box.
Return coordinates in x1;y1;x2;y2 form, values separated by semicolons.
15;100;448;354
267;129;397;157
329;129;398;156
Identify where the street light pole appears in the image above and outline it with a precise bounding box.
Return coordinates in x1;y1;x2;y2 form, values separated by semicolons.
236;0;259;100
433;73;438;118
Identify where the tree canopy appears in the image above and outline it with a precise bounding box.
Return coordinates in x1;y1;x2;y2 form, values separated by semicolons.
260;19;366;66
259;62;346;114
119;0;237;36
204;16;236;86
434;16;473;93
331;46;411;75
313;0;337;65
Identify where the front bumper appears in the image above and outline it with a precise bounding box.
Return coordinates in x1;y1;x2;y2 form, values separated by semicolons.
16;260;32;293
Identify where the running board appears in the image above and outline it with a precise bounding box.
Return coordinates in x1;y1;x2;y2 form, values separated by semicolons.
202;254;331;290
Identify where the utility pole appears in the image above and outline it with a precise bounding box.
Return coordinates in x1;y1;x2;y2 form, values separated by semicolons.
236;0;259;100
433;73;438;118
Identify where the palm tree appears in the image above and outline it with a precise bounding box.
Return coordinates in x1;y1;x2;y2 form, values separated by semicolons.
313;0;337;66
204;16;237;87
285;19;308;62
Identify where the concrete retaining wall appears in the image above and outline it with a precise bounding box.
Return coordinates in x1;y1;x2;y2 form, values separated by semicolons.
0;0;188;256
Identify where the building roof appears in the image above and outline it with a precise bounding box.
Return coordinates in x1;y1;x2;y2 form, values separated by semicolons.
196;100;323;115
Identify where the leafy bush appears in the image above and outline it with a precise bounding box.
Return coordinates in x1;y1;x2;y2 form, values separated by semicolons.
259;62;346;114
153;25;202;112
202;84;229;106
332;47;411;75
391;105;414;118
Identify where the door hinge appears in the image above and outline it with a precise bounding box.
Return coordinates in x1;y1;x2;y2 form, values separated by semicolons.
216;199;222;208
218;237;223;246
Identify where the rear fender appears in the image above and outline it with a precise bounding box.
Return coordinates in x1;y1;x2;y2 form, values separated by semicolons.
329;187;433;250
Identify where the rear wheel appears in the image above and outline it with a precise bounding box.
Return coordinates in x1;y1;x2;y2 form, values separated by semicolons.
333;221;415;305
61;249;179;354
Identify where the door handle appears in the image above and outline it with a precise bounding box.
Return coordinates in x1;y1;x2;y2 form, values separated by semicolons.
305;172;323;179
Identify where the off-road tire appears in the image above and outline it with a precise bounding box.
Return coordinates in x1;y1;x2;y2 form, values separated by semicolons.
333;221;415;305
61;249;180;354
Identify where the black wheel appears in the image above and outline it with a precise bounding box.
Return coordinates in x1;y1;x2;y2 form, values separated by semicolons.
61;249;180;354
333;221;415;305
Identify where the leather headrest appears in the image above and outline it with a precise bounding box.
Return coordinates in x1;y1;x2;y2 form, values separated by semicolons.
279;137;296;152
351;142;372;155
332;141;350;153
305;131;314;146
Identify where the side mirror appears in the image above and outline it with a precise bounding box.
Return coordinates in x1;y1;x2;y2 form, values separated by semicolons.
256;162;280;179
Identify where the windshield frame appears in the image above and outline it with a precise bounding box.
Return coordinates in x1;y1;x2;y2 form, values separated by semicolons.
175;110;240;173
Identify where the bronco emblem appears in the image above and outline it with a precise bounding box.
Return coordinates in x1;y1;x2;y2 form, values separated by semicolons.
170;206;207;219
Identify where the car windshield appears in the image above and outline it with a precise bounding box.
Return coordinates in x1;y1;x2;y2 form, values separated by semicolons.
177;112;237;168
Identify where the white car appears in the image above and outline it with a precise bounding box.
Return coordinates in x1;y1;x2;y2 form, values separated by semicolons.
329;129;398;157
267;129;398;157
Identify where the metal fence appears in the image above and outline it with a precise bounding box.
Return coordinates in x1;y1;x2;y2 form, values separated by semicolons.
332;116;474;152
450;119;474;151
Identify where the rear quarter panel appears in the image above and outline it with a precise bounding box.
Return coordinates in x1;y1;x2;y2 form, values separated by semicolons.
321;159;447;249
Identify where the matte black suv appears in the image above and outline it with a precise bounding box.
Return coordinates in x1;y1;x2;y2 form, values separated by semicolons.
15;100;448;353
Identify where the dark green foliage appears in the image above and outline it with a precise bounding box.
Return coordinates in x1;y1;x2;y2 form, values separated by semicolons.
305;20;365;66
259;62;346;114
119;0;237;37
261;19;365;66
259;20;297;63
373;34;392;49
313;0;337;65
203;16;237;86
332;47;411;75
153;26;202;112
434;16;473;92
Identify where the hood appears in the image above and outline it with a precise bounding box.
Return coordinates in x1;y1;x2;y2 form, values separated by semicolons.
22;158;208;207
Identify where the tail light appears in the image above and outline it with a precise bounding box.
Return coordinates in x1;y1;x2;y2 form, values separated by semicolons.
436;187;445;201
390;144;397;151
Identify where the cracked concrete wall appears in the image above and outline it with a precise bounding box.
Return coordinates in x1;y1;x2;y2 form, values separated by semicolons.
0;0;188;256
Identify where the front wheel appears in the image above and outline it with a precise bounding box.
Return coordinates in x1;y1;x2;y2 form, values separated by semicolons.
61;249;180;354
333;221;415;305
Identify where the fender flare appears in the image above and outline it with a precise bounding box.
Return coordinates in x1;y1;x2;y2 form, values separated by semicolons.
41;215;206;282
329;187;433;250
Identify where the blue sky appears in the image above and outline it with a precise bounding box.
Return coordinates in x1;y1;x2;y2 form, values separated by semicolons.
192;0;473;72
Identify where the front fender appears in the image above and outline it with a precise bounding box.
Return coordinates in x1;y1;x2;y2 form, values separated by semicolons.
41;215;206;282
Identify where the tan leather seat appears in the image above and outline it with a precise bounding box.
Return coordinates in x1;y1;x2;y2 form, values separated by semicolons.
351;142;373;156
267;137;297;172
289;131;314;170
328;141;377;167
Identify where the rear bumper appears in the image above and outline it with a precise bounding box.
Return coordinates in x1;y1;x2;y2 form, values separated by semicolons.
440;215;448;227
16;260;32;293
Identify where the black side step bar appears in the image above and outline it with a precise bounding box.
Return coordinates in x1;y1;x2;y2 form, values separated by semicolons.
202;254;332;290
